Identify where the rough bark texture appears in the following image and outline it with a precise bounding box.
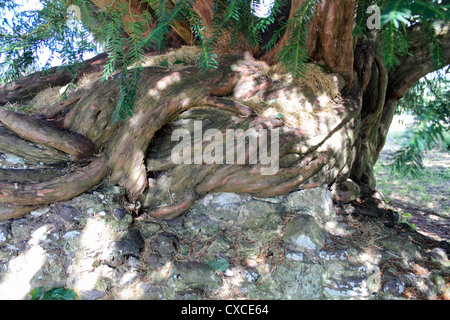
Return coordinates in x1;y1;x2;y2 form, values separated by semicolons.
0;53;108;105
262;0;357;83
351;23;450;188
0;54;359;220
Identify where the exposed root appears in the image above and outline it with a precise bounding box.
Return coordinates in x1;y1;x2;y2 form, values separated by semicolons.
0;156;107;206
0;52;361;221
145;191;196;220
0;108;95;160
0;167;68;183
198;96;255;116
0;126;69;165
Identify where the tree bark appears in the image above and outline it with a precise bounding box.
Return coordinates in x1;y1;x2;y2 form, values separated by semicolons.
0;53;109;105
0;1;449;221
350;23;450;188
0;53;359;220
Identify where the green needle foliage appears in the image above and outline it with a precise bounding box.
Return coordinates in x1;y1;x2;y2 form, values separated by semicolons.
277;0;321;77
393;70;450;177
0;0;449;120
0;0;99;82
353;0;449;71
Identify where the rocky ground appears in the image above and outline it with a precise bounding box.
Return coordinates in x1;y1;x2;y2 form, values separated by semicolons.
0;184;448;300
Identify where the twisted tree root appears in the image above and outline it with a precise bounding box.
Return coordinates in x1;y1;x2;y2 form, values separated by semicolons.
0;53;361;221
0;108;95;160
0;157;107;206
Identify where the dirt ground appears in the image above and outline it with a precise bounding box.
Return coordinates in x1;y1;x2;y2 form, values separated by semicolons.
374;115;450;244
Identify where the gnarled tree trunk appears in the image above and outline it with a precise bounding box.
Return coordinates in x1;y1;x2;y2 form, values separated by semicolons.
0;0;449;221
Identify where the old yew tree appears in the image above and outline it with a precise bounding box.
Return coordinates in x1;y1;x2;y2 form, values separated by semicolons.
0;0;448;220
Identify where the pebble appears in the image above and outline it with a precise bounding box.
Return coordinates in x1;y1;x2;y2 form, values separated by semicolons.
30;207;51;217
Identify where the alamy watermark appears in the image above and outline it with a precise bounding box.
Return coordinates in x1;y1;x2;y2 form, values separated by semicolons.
170;121;280;175
366;5;381;30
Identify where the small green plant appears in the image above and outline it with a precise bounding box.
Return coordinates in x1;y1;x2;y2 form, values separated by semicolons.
159;59;169;68
273;113;284;119
205;258;230;273
173;59;187;65
397;210;417;230
29;287;77;300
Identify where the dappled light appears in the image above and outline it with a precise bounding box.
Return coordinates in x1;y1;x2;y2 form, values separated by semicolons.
374;114;450;244
148;72;182;97
0;0;449;302
0;233;47;299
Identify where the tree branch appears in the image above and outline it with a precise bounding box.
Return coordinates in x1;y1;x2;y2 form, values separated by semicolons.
387;22;450;100
0;53;108;105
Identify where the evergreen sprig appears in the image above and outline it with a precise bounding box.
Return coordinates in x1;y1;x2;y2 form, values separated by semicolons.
276;0;321;78
393;71;449;176
182;0;218;72
353;0;370;37
0;0;98;84
0;0;449;124
391;110;446;177
379;0;449;70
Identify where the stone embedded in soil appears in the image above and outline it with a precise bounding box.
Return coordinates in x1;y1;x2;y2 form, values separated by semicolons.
427;247;449;265
283;214;327;252
382;279;405;296
171;262;222;292
58;205;83;221
30;206;51;217
135;221;161;238
118;228;145;257
113;207;127;221
0;224;8;243
284;188;335;223
140;283;166;300
249;261;324;299
377;236;422;260
0;186;447;300
10;220;31;242
101;228;145;267
78;290;106;300
150;233;179;258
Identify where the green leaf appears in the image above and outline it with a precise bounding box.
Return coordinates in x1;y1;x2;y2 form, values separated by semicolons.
206;258;230;272
159;59;169;67
41;288;77;300
173;59;186;65
274;113;283;119
29;287;43;300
